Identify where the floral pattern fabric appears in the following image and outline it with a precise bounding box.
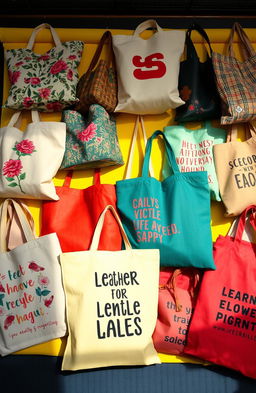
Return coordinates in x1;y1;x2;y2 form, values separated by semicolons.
4;40;84;112
60;105;124;170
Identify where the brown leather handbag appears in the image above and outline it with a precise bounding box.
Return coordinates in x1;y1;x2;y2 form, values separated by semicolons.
75;30;117;113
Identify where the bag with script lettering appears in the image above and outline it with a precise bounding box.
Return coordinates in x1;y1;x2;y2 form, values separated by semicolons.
112;19;185;114
60;205;160;371
184;205;256;379
0;199;67;356
162;121;226;201
213;122;256;216
152;268;201;355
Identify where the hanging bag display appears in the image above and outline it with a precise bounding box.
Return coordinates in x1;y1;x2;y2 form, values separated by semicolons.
0;199;67;356
0;110;66;200
4;23;84;112
175;23;221;122
40;169;122;252
116;128;215;269
112;19;185;114
184;205;256;379
60;105;124;170
213;122;256;216
152;268;200;355
162;121;226;201
60;204;160;371
212;22;256;125
76;30;117;114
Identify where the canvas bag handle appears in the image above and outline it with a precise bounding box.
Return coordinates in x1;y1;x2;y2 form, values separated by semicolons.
90;204;131;251
226;122;256;142
142;130;180;177
26;23;62;49
125;116;154;179
86;30;114;73
62;168;101;188
227;22;255;59
0;199;36;252
232;205;256;243
133;19;163;37
7;110;41;127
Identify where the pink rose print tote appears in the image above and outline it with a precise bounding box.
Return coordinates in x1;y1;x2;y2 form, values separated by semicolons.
0;199;67;356
4;23;84;112
0;110;66;200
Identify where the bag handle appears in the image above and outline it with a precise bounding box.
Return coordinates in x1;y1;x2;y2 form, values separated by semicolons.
62;168;101;188
227;122;256;142
234;205;256;243
186;23;213;59
0;199;36;252
89;204;131;251
26;23;62;50
125;116;154;179
7;110;40;128
86;31;113;73
133;19;163;38
227;22;255;60
142;130;180;178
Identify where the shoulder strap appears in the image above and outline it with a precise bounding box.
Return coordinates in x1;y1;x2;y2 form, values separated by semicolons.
26;23;62;50
227;22;255;59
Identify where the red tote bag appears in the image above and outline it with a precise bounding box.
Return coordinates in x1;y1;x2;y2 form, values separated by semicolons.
184;205;256;379
40;170;122;252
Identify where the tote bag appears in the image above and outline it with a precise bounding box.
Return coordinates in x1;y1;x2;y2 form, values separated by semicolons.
40;169;122;252
0;110;66;200
0;199;67;356
213;122;256;216
60;204;160;371
112;19;185;115
175;23;221;122
116;129;215;269
4;23;84;112
162;121;226;201
184;205;256;379
212;22;256;125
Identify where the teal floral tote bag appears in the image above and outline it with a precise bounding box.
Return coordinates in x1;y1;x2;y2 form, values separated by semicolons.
60;105;124;170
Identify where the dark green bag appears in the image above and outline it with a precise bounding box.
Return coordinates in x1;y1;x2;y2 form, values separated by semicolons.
175;23;221;123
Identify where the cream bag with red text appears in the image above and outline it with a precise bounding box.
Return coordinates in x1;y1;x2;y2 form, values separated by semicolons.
60;205;160;371
112;19;185;115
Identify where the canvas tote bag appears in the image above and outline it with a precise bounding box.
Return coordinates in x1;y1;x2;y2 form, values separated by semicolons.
0;110;66;200
112;19;185;114
213;122;256;216
0;199;67;356
60;205;160;371
184;205;256;379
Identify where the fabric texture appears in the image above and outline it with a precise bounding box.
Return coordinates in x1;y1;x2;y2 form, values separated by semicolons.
184;205;256;379
60;105;123;170
4;23;84;112
0;199;67;356
0;111;66;200
162;121;226;201
212;22;256;124
60;205;160;371
112;19;185;114
175;23;221;122
116;129;215;269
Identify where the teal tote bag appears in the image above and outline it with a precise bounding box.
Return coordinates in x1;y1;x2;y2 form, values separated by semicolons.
116;129;215;269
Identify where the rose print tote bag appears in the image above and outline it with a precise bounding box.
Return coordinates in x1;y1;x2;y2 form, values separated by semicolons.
0;199;67;356
116;130;215;269
60;205;160;371
4;23;84;112
0;110;66;200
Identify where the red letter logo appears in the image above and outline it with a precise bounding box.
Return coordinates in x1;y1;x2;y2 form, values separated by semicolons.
132;53;166;80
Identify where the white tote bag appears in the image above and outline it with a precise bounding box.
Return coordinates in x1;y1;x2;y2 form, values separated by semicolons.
61;205;160;371
112;19;185;115
0;199;67;356
0;111;66;200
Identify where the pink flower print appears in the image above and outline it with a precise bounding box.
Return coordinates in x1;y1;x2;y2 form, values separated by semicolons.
38;88;51;99
15;61;23;67
68;55;77;60
77;123;97;142
0;307;5;316
15;139;36;155
9;70;21;84
23;97;34;108
50;60;68;75
38;275;49;287
24;56;32;61
96;137;102;144
67;69;73;81
188;104;195;111
38;54;50;61
30;77;41;85
72;144;80;151
2;159;22;178
24;77;31;84
46;102;63;112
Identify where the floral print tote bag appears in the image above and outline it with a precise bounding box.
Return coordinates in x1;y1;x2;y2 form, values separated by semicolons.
0;110;66;200
4;23;84;112
60;104;124;170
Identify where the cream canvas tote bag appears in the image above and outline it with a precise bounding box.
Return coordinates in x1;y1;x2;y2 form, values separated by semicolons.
61;205;160;371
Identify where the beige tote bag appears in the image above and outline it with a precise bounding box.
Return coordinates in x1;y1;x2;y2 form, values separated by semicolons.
213;123;256;216
61;205;160;371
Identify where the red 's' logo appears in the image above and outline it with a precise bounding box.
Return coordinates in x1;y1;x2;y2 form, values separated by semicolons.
132;53;166;80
